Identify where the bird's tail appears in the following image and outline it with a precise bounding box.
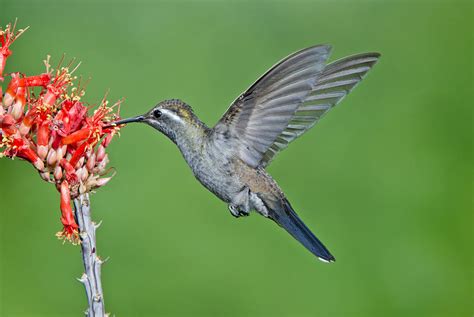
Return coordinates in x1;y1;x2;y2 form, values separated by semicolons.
267;198;335;263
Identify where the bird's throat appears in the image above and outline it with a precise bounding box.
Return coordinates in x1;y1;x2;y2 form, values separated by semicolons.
172;121;209;168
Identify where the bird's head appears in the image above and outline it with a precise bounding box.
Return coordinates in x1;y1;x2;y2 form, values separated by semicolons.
112;99;203;143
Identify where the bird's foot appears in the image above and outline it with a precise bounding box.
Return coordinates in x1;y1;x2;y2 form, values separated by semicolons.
239;210;250;217
229;205;250;218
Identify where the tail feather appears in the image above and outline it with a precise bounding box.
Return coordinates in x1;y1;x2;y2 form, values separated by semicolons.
268;198;335;263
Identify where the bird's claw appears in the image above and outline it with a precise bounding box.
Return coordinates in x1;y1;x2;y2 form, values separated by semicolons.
229;205;249;218
239;211;249;217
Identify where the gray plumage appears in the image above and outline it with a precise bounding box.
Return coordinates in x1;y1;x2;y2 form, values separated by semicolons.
114;45;380;262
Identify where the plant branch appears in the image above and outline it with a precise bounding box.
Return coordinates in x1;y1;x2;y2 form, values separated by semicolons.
74;193;107;317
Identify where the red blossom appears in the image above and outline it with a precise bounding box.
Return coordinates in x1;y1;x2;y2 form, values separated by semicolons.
0;22;124;243
57;180;79;244
0;21;28;81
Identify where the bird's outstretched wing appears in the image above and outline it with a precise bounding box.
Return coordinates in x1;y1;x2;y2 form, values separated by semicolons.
212;45;332;167
259;52;380;167
212;46;380;168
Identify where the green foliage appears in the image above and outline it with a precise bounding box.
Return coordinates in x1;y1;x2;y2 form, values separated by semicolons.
1;1;472;316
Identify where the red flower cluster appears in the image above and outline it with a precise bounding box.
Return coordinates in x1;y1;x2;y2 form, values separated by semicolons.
0;21;122;244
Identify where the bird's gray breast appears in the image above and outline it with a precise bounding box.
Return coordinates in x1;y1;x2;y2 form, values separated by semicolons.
184;138;246;204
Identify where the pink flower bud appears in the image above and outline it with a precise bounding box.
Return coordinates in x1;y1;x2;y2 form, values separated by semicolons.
86;152;96;171
96;144;106;162
56;145;67;161
18;122;30;136
11;100;23;120
75;156;85;169
40;171;51;182
81;167;89;182
46;148;57;166
79;182;87;194
3;91;14;107
54;165;63;180
32;158;44;171
95;176;113;188
38;145;48;161
96;154;108;173
75;167;83;180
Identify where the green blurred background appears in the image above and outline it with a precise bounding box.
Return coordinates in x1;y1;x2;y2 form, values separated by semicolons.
0;0;472;316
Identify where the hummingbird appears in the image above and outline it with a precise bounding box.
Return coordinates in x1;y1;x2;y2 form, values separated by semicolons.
113;45;380;263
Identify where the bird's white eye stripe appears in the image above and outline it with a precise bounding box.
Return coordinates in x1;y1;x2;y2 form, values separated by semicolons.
160;109;183;123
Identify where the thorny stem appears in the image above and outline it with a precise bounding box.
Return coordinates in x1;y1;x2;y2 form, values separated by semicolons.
74;194;107;317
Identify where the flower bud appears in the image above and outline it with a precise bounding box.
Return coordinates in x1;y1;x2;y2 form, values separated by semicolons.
96;154;108;173
47;148;57;166
37;145;48;161
2;90;14;107
56;145;67;161
96;144;106;162
86;152;96;171
33;158;45;171
79;182;87;194
54;165;63;180
18;123;30;136
11;100;24;120
95;176;113;188
75;156;85;169
75;167;83;180
81;167;89;182
40;171;51;182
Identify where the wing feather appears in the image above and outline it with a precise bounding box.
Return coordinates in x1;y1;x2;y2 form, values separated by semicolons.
212;47;380;168
213;45;332;168
259;52;380;167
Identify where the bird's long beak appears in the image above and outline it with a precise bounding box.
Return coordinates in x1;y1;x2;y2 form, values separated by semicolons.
108;115;145;127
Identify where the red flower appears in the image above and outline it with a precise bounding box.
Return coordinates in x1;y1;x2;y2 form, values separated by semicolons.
57;180;79;244
0;21;28;82
0;21;123;243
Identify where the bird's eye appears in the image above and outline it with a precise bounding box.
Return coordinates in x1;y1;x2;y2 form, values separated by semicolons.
153;109;162;118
